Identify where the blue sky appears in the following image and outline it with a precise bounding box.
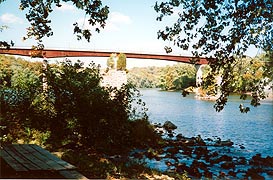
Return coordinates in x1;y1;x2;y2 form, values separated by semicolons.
1;0;183;67
0;1;175;52
0;1;260;68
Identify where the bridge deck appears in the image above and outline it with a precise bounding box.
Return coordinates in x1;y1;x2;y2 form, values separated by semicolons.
0;48;208;65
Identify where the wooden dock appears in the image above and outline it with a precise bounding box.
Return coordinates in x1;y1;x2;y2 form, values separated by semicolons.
0;144;87;179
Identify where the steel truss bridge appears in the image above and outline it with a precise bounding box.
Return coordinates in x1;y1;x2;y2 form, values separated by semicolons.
0;48;209;65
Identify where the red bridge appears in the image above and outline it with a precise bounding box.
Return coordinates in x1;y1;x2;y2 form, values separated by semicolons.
0;48;208;65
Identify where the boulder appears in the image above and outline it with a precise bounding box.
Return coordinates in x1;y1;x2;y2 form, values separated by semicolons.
176;133;183;140
163;121;177;132
214;139;234;146
221;161;235;169
175;163;189;173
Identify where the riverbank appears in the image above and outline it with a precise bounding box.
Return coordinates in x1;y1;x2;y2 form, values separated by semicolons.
185;86;273;101
60;121;273;179
2;121;272;179
131;121;273;179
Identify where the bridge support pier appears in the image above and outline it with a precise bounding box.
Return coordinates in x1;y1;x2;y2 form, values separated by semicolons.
195;64;207;87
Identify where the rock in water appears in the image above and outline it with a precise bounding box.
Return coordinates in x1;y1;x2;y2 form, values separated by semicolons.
163;121;177;132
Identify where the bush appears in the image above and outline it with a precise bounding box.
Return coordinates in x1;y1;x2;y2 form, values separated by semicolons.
0;57;160;154
130;119;161;148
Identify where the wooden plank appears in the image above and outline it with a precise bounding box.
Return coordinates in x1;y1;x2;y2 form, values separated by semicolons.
11;144;52;170
30;144;76;170
59;170;88;180
3;145;40;171
0;149;28;171
21;144;65;171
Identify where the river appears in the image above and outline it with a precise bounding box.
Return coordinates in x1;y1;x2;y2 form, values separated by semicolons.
139;88;273;158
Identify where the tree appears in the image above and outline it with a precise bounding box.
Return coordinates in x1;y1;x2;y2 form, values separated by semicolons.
159;64;196;90
127;66;161;88
117;53;127;71
0;55;43;144
159;65;176;90
0;0;109;48
154;0;273;111
0;26;14;48
174;64;196;89
1;56;157;153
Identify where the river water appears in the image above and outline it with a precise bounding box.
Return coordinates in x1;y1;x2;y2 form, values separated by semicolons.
139;88;273;158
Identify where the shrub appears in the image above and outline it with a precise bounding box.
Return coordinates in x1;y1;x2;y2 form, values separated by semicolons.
0;57;160;154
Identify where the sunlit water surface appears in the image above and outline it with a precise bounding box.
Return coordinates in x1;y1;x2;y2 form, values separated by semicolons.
139;88;273;158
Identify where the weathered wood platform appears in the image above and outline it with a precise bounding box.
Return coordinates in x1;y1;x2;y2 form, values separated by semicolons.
0;144;87;179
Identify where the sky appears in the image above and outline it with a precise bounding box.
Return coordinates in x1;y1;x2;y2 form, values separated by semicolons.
0;0;261;68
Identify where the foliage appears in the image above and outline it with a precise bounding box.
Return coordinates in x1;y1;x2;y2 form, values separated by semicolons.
0;55;43;144
197;65;219;97
198;54;272;107
0;0;109;47
0;55;160;154
159;66;176;90
128;64;196;90
154;0;273;111
0;25;14;48
130;119;161;148
231;56;266;94
227;54;272;112
128;66;161;88
117;53;127;71
160;64;196;91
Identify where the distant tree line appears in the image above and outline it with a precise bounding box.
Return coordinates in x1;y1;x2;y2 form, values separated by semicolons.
128;54;272;102
128;64;196;90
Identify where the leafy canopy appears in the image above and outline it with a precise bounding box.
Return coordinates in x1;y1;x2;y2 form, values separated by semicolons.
154;0;273;111
0;0;109;48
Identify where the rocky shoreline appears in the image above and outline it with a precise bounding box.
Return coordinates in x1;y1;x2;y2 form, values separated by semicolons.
130;121;273;179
